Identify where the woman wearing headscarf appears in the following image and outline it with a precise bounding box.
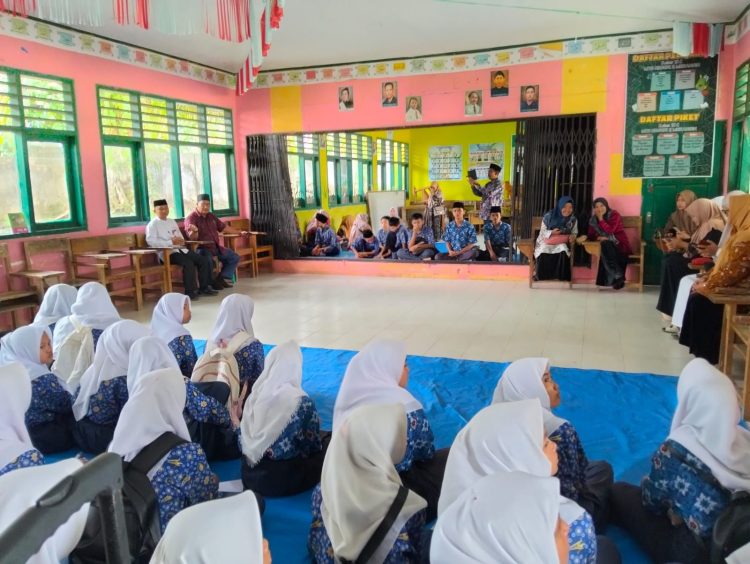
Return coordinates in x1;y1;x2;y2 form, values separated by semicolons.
151;293;198;377
664;190;697;236
431;472;569;564
493;358;613;530
109;368;218;533
534;196;578;281
611;359;750;564
656;198;725;319
0;362;44;476
33;283;77;336
71;320;150;454
348;213;372;247
587;198;632;290
308;403;428;564
240;341;325;496
151;491;271;564
437;400;600;563
679;194;750;363
337;214;355;247
0;325;73;453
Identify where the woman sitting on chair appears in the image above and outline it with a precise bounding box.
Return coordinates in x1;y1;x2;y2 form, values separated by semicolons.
587;198;632;290
534;196;577;281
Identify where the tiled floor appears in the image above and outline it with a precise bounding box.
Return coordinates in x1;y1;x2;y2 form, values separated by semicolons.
123;273;694;376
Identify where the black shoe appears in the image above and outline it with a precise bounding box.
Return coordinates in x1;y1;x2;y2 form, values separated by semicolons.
199;286;219;296
214;276;228;289
613;278;625;290
222;278;234;288
187;292;200;301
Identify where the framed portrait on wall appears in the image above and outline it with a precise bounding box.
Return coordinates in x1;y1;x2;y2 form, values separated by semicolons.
338;86;354;111
521;84;539;112
382;81;398;107
465;90;482;116
490;69;509;97
405;96;422;122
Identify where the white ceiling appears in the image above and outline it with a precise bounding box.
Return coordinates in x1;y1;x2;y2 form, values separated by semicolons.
37;0;749;72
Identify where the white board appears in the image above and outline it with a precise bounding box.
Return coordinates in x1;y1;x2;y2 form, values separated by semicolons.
366;190;407;227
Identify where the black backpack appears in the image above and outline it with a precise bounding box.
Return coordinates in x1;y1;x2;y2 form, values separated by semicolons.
70;432;187;564
711;491;750;563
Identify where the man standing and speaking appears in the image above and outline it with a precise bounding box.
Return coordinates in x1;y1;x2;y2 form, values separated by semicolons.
469;163;503;226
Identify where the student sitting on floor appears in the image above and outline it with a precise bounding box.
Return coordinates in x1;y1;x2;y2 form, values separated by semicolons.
348;213;372;247
109;368;218;533
478;205;512;262
309;403;428;564
0;325;74;454
32;283;77;337
0;362;44;477
376;215;390;248
151;293;198;377
438;400;605;564
586;198;632;290
381;216;409;259
611;359;750;564
435;202;478;261
396;212;437;261
352;229;381;259
71;320;150;454
240;341;326;497
312;212;341;257
534;196;578;281
493;358;613;530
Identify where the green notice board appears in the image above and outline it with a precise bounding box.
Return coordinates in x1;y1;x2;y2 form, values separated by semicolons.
624;53;718;178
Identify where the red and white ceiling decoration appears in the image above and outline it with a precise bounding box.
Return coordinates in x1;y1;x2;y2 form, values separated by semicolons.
0;0;284;93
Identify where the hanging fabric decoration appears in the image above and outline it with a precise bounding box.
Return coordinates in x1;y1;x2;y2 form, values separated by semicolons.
0;0;35;17
1;0;104;26
236;0;285;95
672;21;724;58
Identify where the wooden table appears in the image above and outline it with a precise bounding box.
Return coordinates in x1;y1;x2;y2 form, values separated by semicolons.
10;269;67;301
80;252;128;262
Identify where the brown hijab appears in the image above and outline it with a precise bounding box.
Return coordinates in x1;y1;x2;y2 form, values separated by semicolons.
712;194;750;273
685;198;726;244
667;190;697;234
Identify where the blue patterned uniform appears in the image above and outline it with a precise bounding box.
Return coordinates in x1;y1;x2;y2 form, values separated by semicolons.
314;227;339;251
568;511;597;564
168;335;198;378
25;374;73;428
377;229;388;246
84;376;129;425
150;442;218;533
642;439;731;539
0;449;44;477
308;483;426;564
407;226;435;245
442;220;477;250
396;409;435;472
235;340;265;388
48;322;56;336
184;380;231;427
550;422;589;502
394;226;410;250
353;238;380;255
264;396;323;460
483;221;512;247
92;328;104;350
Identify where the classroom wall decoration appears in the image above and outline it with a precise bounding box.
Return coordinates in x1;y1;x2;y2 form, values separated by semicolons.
469;143;505;181
490;69;509;97
623;52;718;178
429;145;463;180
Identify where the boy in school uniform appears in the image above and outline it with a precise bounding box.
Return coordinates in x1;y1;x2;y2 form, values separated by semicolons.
478;206;512;262
436;202;479;262
353;229;381;259
376;216;390;248
396;213;436;261
381;216;409;259
311;213;341;257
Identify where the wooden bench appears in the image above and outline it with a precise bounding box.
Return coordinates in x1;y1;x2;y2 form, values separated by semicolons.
13;239;79;301
578;216;646;292
0;243;39;329
105;234;166;309
226;219;273;278
70;236;139;309
517;216;575;289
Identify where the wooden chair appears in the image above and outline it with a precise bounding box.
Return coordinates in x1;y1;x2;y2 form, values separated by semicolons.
70;236;140;310
226;219;274;278
517;216;575;289
0;243;39;329
578;216;646;292
12;239;77;301
105;234;166;308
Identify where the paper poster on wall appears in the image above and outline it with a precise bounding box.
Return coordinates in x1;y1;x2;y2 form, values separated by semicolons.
623;52;717;178
428;145;463;180
468;143;505;181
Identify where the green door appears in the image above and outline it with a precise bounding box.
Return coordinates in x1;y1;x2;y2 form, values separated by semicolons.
641;120;726;285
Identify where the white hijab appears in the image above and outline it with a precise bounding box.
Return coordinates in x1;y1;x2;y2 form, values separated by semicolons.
493;358;567;435
0;325;53;380
151;293;191;346
0;362;36;469
33;284;77;327
150;491;264;563
126;337;180;393
431;472;561;564
668;358;750;492
240;341;307;465
0;459;88;564
53;282;121;356
332;339;421;432
72;320;150;420
321;403;427;563
208;294;256;350
438;399;585;523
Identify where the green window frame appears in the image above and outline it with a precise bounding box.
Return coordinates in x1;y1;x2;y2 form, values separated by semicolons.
376;138;409;191
97;86;237;226
729;59;750;192
326;132;372;206
0;67;86;238
286;134;321;209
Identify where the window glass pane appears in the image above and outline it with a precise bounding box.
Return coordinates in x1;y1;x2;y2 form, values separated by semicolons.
351;161;360;202
21;75;75;132
144;143;176;217
340;161;350;203
304;159;315;207
386;165;392;190
209;152;230;210
0;131;23;234
141;96;175;141
99;89;140;138
27;140;71;222
180;145;204;207
206;107;233;146
327;160;336;205
104;145;137;218
0;72;21;128
176;102;206;144
288;155;302;207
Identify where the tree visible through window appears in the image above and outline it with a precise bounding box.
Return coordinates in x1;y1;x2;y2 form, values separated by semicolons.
286;134;320;209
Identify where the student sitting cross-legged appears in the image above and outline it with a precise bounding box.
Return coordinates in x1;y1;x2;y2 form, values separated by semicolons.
435;202;479;261
311;212;341;257
381;216;409;259
396;213;437;261
0;362;45;477
352;229;381;259
376;215;390;248
478;205;512;262
151;293;199;378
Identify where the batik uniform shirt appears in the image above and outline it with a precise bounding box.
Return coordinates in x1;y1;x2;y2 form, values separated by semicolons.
48;323;56;337
353;238;380;254
568;511;597;564
151;442;218;533
168;335;198;378
549;422;589;501
308;483;426;564
642;439;731;539
183;380;231;428
407;227;436;246
314;227;339;251
442;220;477;251
472;178;504;221
92;328;104;350
377;229;388;247
85;375;129;425
235;341;265;389
394;226;410;250
263;396;323;461
396;409;435;472
25;374;73;428
483;222;512;247
0;449;44;477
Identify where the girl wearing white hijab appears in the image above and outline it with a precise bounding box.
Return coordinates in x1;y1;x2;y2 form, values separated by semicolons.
240;341;324;496
151;293;198;377
612;358;750;564
438;400;599;564
150;491;272;564
109;368;218;533
494;358;614;529
0;458;89;564
0;362;44;476
33;283;77;335
71;320;150;454
309;403;428;564
432;472;569;564
0;325;74;454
